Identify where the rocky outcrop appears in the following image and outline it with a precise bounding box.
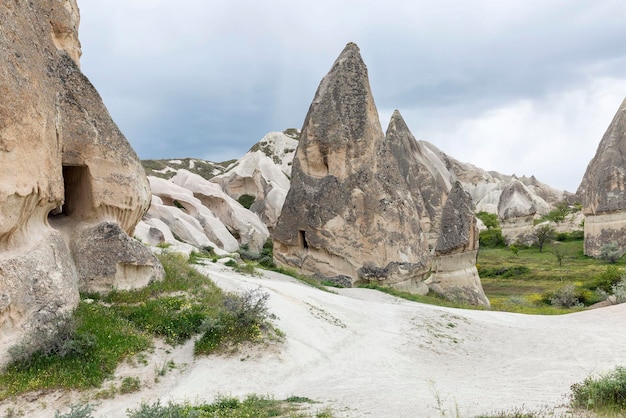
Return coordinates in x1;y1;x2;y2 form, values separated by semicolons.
577;97;626;257
427;183;490;307
273;43;432;291
497;179;550;244
0;0;160;364
385;110;451;248
210;131;297;230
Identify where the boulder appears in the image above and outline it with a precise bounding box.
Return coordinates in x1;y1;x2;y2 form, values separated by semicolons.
273;43;431;290
577;97;626;257
70;222;164;293
426;182;490;307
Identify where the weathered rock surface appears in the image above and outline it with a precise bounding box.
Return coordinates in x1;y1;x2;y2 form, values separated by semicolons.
210;131;296;230
497;179;550;244
385;110;451;248
577;97;626;257
427;183;490;307
0;0;158;364
273;43;431;290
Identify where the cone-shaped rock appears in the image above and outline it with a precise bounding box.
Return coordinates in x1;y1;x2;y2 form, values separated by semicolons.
385;110;452;248
497;178;547;244
577;97;626;257
273;43;430;290
427;182;490;307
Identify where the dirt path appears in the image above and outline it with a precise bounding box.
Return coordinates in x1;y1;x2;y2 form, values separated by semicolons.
3;263;626;417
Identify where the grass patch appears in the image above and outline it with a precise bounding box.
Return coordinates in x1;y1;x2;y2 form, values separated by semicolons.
0;253;281;400
570;366;626;414
127;394;331;418
359;283;486;310
478;240;626;314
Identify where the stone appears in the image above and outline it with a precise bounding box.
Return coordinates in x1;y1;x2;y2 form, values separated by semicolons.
577;97;626;257
426;182;490;307
70;222;164;293
0;0;158;364
273;43;431;290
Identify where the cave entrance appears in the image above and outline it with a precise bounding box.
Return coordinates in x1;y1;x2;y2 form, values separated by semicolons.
49;165;92;222
299;230;309;249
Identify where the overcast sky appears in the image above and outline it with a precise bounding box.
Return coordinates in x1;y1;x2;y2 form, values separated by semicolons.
78;0;626;192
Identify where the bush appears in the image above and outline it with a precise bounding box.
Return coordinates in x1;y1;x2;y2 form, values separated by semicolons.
476;211;500;229
585;266;623;293
479;228;506;248
571;366;626;412
612;279;626;304
478;265;530;278
54;403;95;418
600;242;622;264
195;288;276;355
548;284;583;308
237;194;256;210
555;230;584;242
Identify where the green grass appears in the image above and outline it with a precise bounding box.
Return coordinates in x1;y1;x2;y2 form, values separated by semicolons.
358;283;486;310
126;394;333;418
0;253;280;400
478;240;625;313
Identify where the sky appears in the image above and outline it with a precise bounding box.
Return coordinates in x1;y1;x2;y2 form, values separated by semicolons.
77;0;626;192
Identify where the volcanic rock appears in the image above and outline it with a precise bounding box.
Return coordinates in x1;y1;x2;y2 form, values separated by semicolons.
427;182;490;307
577;97;626;257
273;43;431;290
0;0;159;364
385;110;451;248
497;178;549;244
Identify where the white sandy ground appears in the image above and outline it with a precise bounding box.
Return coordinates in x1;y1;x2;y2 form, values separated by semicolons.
3;263;626;418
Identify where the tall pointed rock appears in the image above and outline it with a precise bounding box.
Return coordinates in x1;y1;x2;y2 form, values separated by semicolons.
385;110;452;248
577;97;626;257
273;43;431;291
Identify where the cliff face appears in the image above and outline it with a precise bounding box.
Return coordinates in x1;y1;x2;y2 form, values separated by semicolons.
0;0;160;365
577;98;626;257
273;43;431;290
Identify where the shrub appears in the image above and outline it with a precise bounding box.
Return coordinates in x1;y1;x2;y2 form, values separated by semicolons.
600;242;622;264
237;194;256;209
585;265;624;293
571;366;626;412
479;228;506;248
548;284;583;308
612;279;626;304
54;403;95;418
119;376;141;394
478;265;530;278
476;211;500;229
195;288;276;355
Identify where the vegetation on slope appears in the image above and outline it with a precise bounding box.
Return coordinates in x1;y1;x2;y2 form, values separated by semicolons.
0;253;281;400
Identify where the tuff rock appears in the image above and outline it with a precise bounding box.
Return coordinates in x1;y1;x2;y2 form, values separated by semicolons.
427;182;490;307
385;110;451;248
497;179;550;244
0;0;160;365
577;97;626;257
273;43;432;291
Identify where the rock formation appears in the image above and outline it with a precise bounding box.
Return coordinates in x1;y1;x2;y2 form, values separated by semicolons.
273;43;432;290
385;110;451;248
0;0;160;365
427;183;490;307
497;179;550;244
210;131;297;230
577;97;626;257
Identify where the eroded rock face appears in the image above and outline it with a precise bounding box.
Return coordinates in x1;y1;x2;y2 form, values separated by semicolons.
273;43;431;290
577;98;626;257
0;0;157;364
498;179;549;244
427;182;490;307
385;110;451;248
